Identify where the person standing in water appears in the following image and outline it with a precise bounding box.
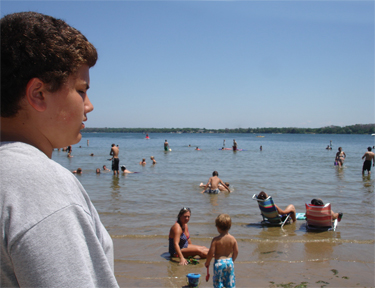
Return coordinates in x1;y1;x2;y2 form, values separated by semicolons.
232;139;237;151
110;143;120;175
362;147;375;175
335;147;346;167
164;139;170;151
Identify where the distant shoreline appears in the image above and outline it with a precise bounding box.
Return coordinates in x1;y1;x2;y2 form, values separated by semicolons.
82;123;374;135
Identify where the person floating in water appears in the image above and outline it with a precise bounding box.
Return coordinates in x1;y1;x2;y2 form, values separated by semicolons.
72;168;82;174
362;147;374;176
121;165;134;174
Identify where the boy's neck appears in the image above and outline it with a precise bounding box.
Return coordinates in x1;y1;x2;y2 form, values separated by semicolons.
1;116;53;158
218;229;229;236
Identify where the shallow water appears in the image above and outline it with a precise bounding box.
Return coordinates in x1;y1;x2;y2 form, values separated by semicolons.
53;133;375;287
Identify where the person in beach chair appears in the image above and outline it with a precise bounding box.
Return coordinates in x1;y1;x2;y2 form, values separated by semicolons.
305;199;343;231
252;191;297;227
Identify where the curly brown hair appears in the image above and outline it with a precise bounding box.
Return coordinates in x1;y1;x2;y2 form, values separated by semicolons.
1;12;98;117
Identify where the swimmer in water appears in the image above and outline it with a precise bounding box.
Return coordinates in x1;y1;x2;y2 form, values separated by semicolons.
121;165;134;174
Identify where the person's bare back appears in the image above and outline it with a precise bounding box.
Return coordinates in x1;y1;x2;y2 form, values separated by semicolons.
110;145;119;158
208;176;221;189
212;233;238;260
363;151;375;161
204;171;230;192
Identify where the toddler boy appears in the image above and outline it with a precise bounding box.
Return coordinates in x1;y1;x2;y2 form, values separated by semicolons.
205;214;239;288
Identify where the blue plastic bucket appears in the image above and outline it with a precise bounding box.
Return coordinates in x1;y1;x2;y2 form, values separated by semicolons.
186;273;201;287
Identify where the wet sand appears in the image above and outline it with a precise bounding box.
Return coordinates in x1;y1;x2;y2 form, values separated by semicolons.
112;232;374;287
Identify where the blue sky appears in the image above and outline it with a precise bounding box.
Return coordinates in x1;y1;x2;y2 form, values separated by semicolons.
2;1;374;129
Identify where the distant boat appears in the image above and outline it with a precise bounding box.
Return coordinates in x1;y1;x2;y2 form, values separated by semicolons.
372;133;375;136
256;136;265;138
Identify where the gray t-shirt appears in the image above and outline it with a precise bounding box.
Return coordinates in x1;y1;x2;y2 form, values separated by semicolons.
0;142;119;287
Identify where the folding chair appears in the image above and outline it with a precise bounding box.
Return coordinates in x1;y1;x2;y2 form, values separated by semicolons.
252;194;291;228
305;203;338;231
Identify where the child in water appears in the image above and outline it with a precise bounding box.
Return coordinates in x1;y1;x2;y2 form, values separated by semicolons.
205;214;238;288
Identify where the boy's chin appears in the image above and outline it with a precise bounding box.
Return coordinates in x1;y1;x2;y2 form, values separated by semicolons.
55;134;82;149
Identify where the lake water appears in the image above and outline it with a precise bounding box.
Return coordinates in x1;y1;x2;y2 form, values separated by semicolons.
52;133;375;287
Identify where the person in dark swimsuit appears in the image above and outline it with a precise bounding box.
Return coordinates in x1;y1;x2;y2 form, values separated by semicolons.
335;147;346;167
168;208;209;265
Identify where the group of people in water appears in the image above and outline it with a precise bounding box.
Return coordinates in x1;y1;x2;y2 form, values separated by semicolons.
71;143;160;175
332;145;375;176
70;140;375;180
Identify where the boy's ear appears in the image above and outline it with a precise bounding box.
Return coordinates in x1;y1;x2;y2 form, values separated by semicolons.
25;78;47;112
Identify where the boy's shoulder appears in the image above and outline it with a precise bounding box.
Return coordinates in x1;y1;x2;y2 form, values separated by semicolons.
213;233;237;243
226;233;237;241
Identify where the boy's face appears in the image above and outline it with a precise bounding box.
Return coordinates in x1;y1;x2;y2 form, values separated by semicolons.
44;65;93;148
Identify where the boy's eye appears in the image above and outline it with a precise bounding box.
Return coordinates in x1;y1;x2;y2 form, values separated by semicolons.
77;90;86;98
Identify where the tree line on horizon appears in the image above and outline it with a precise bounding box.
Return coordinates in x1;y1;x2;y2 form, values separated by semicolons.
82;124;375;134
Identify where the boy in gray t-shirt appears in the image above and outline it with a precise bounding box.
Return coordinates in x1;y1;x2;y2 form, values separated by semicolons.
0;12;118;287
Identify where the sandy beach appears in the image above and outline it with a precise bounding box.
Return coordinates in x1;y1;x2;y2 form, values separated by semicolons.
113;235;374;287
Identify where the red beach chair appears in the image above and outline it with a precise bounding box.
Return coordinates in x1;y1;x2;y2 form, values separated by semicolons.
305;203;338;231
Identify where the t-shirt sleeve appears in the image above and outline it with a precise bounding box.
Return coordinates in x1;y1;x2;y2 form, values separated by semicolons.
9;204;119;288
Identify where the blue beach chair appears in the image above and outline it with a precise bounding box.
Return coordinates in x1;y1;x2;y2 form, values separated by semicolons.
252;194;291;228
